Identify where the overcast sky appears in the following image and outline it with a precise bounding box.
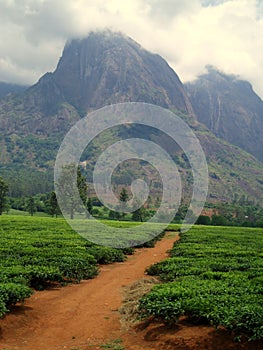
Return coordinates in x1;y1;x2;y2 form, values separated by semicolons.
0;0;263;98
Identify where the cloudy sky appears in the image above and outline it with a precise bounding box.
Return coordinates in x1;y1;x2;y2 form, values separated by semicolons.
0;0;263;98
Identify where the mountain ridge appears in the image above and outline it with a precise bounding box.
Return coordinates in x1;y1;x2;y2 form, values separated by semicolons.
185;66;263;162
0;31;262;205
0;82;28;98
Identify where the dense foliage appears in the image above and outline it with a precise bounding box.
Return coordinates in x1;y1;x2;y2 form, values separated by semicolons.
0;176;9;215
139;226;263;340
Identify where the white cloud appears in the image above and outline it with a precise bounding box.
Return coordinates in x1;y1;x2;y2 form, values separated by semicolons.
0;0;262;98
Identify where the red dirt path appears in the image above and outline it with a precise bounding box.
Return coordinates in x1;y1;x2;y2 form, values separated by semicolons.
0;232;262;350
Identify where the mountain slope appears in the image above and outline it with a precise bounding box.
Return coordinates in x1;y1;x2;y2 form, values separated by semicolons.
0;31;197;196
0;82;27;98
185;66;263;162
197;131;263;203
0;32;262;204
0;31;196;137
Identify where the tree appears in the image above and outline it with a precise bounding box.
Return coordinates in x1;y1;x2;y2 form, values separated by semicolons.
26;197;36;216
48;191;60;217
77;167;88;207
0;176;9;215
131;197;148;222
56;164;88;219
147;195;153;209
132;206;147;222
211;214;227;226
86;198;93;218
119;187;129;220
196;215;211;225
172;204;188;223
108;209;121;220
119;187;129;203
256;219;263;228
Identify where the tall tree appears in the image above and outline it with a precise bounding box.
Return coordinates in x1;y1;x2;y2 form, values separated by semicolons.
86;197;93;218
119;187;129;203
56;164;88;219
26;197;36;216
0;176;9;215
131;197;148;222
77;167;88;207
132;206;147;222
119;187;129;220
48;191;60;217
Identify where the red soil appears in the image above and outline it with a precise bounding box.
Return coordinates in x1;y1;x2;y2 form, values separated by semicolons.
0;232;262;350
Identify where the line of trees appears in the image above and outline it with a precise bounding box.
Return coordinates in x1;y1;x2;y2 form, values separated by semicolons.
1;170;263;227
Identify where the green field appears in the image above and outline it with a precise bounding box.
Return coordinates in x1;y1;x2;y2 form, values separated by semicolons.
0;215;167;318
139;225;263;340
1;216;263;341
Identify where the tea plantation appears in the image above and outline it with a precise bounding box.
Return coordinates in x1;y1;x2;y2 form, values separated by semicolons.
140;225;263;340
0;216;142;317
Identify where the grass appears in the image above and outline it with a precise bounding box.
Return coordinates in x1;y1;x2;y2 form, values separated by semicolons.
119;277;159;326
5;208;51;217
100;338;125;350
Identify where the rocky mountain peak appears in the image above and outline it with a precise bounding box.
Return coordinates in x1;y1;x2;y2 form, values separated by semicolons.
185;66;263;162
49;30;196;118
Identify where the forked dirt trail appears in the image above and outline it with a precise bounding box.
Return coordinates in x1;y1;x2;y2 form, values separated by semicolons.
0;232;178;350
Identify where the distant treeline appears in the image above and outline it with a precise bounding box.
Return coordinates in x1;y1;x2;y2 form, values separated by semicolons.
0;166;53;197
6;192;263;227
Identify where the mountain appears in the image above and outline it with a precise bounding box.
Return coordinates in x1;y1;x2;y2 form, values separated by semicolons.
0;31;195;137
185;66;263;162
52;31;195;117
0;82;27;98
0;31;263;205
0;30;196;196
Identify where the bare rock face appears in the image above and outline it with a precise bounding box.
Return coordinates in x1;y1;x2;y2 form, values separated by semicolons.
0;30;196;136
185;66;263;162
52;31;196;117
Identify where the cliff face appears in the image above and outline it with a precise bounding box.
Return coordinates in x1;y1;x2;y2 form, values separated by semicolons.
185;66;263;162
0;31;196;136
51;31;196;117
